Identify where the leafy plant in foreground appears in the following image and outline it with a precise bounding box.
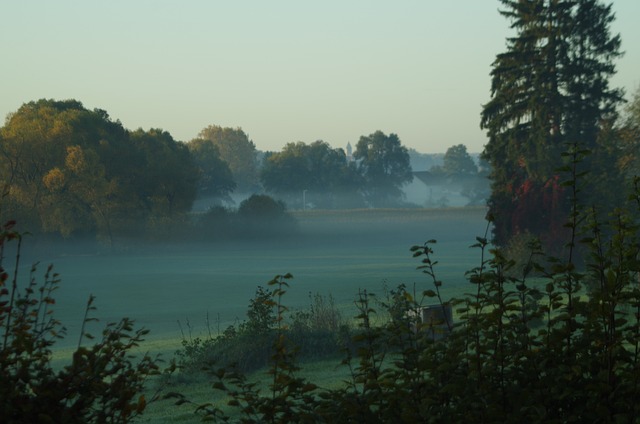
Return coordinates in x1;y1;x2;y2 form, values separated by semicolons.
0;220;162;423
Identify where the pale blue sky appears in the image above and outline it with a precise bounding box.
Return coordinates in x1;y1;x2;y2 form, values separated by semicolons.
2;1;638;153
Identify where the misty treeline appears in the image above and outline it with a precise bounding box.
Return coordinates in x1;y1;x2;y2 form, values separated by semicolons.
0;100;444;244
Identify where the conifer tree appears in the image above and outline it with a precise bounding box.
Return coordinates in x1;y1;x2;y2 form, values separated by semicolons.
480;0;623;246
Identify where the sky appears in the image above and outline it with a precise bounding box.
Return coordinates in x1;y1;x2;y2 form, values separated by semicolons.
1;1;639;154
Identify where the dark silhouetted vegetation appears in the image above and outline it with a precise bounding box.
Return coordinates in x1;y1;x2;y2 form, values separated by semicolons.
195;194;298;241
481;0;625;248
354;131;414;207
0;220;163;423
196;125;260;193
175;285;346;376
260;140;365;209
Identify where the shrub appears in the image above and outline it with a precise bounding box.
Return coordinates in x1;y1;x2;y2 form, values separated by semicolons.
195;195;298;241
198;205;235;240
236;194;298;239
0;220;161;423
176;287;347;375
287;292;347;360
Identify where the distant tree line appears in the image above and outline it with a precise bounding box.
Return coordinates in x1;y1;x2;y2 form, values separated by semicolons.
261;131;413;209
0;100;199;244
0;100;417;243
421;144;491;207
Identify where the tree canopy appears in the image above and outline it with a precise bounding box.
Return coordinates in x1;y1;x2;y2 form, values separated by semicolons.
187;138;236;202
260;140;364;208
480;0;624;246
0;100;199;243
129;128;198;217
436;144;478;176
618;86;640;177
354;131;413;207
197;125;259;192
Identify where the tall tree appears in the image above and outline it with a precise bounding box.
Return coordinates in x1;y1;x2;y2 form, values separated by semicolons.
480;0;623;246
0;99;133;237
198;125;259;192
618;86;640;177
354;131;413;207
0;100;202;241
187;138;236;202
440;144;478;175
129;128;198;217
260;140;364;208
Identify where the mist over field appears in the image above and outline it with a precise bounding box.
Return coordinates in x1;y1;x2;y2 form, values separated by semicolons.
18;208;487;354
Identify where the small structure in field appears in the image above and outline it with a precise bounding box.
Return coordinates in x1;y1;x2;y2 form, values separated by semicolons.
408;304;453;340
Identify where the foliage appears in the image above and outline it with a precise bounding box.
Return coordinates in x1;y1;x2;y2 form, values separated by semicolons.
0;221;162;423
619;86;640;178
480;0;624;246
0;100;200;243
236;194;298;239
430;144;489;206
197;125;259;192
260;140;365;209
187;138;236;202
194;194;299;242
354;131;413;207
128;128;198;218
407;148;440;172
0;100;132;239
175;285;345;376
433;144;478;176
197;206;236;240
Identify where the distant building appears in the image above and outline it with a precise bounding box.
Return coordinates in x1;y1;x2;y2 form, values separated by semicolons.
404;171;489;208
346;142;353;161
407;304;453;340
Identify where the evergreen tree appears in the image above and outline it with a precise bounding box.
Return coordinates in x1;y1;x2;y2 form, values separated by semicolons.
480;0;623;246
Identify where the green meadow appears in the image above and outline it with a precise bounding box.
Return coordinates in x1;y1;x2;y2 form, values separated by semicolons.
34;207;487;421
38;208;483;345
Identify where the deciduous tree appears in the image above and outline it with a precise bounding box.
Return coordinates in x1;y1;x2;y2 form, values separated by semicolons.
0;99;133;238
433;144;478;176
198;125;259;192
353;131;413;207
129;128;198;218
0;100;200;241
619;86;640;177
261;140;364;208
187;138;236;202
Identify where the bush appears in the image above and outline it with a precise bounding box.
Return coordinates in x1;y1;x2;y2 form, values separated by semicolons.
236;194;298;239
0;220;161;423
176;287;347;375
198;205;235;240
195;195;298;241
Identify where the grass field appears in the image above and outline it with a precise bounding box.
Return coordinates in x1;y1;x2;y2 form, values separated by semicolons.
24;206;488;421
